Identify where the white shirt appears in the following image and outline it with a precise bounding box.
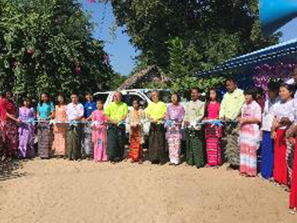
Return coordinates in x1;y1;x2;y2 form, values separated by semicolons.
261;97;280;131
286;78;295;85
293;91;297;123
66;103;84;121
184;100;205;130
271;99;295;130
285;80;297;124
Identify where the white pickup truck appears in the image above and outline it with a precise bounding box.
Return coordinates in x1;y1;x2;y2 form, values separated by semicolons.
93;89;172;136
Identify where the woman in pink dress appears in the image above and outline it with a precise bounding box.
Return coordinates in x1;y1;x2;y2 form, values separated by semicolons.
90;100;108;162
239;88;262;177
53;94;67;157
205;89;221;167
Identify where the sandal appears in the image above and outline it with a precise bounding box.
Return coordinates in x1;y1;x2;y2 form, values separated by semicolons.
289;208;297;215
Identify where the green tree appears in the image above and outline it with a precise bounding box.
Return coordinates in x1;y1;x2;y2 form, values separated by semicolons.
0;0;114;99
111;72;127;89
111;0;279;67
108;0;280;93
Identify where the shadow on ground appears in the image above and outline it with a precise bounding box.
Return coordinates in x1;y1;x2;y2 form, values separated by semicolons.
0;158;26;182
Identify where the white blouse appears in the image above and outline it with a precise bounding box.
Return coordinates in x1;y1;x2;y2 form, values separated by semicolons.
294;91;297;123
261;97;280;132
271;99;295;130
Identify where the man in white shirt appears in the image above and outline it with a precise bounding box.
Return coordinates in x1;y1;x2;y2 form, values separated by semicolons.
184;88;206;168
66;93;84;161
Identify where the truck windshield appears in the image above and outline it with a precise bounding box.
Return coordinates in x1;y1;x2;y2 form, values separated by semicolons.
144;90;187;103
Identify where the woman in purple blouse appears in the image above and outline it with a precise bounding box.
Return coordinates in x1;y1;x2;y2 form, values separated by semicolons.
18;98;35;158
165;93;185;165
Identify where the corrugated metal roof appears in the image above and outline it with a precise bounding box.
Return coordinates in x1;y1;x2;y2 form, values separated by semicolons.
196;38;297;76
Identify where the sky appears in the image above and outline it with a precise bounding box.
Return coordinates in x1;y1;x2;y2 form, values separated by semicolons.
79;1;139;76
79;0;297;76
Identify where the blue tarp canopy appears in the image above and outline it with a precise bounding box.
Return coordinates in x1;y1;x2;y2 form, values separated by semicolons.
196;38;297;77
259;0;297;36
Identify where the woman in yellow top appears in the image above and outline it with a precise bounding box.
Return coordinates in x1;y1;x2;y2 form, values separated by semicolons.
105;92;128;163
146;91;167;164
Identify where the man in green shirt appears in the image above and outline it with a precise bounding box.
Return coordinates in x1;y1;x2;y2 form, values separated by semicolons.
105;92;128;163
220;78;245;169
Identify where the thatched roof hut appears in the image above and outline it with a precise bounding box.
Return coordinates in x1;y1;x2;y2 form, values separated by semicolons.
117;66;170;90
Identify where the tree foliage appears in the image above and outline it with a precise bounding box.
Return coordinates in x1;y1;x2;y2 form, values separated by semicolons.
0;0;115;99
110;0;280;93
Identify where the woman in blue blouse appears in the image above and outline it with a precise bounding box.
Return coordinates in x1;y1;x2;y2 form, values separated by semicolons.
37;92;54;158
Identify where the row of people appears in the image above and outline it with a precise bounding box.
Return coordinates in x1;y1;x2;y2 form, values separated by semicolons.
1;67;297;212
0;86;229;167
0;84;283;170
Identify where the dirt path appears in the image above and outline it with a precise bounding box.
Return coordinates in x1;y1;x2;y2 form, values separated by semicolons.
0;159;296;223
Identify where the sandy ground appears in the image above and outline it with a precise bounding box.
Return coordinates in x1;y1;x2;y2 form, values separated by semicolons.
0;158;296;223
